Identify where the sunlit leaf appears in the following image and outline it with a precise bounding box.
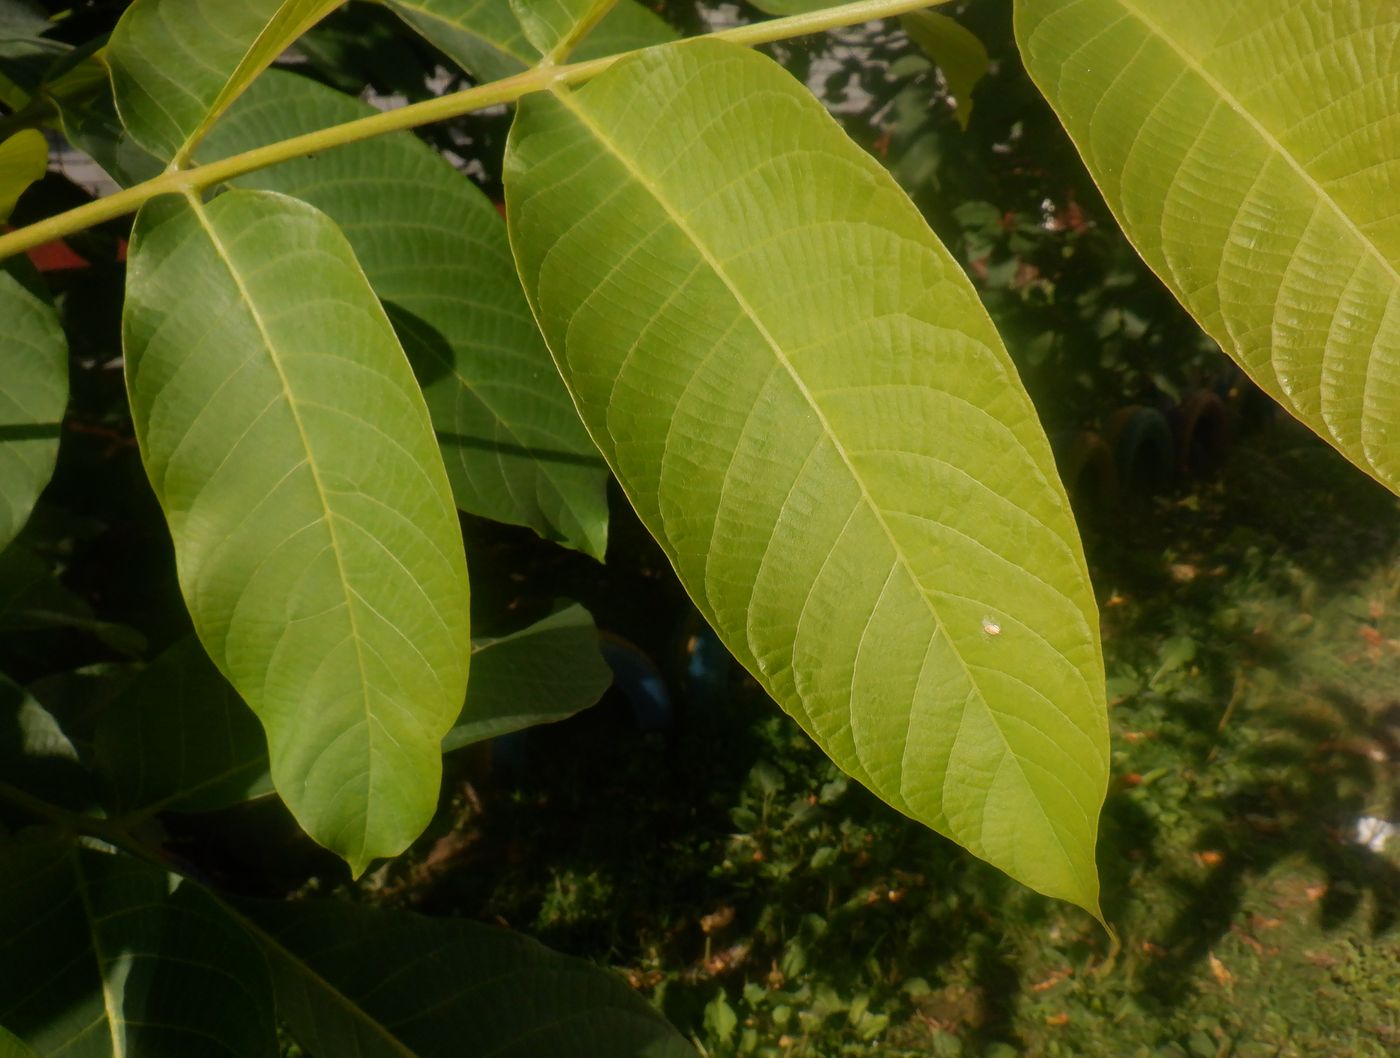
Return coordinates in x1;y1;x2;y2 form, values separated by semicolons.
902;10;988;132
510;0;614;60
0;130;44;222
506;40;1109;913
382;0;675;81
93;636;271;816
240;897;696;1057
1016;0;1400;494
445;603;612;751
200;71;610;557
108;0;342;162
0;262;66;554
123;189;471;874
0;837;278;1058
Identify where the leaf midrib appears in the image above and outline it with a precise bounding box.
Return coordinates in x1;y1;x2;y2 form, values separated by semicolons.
547;81;1084;889
184;192;376;852
1111;0;1399;291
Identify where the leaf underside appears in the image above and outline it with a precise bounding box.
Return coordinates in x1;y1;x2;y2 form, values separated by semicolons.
506;39;1109;912
122;190;470;874
1017;0;1400;494
200;71;610;557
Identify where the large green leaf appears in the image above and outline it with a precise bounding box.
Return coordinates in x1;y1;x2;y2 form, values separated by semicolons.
1016;0;1400;494
444;603;611;751
107;0;342;162
240;897;696;1057
506;39;1108;913
381;0;675;82
199;71;610;557
0;262;66;554
0;837;278;1058
93;636;271;816
122;189;471;874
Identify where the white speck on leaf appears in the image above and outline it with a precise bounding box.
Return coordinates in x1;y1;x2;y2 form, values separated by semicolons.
981;617;1001;637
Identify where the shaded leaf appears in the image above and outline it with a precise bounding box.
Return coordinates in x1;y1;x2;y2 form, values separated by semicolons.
445;603;611;751
382;0;675;82
108;0;342;161
240;896;696;1057
123;190;470;874
0;261;66;554
506;40;1108;912
0;836;278;1058
0;130;44;223
902;10;988;131
0;1;48;39
1016;0;1400;494
0;1024;36;1058
201;71;610;557
0;674;94;813
94;636;271;816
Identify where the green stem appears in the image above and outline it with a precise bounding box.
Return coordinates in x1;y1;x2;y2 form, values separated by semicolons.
0;0;942;261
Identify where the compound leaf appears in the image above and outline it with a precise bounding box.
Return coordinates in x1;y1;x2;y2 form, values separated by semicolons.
1016;0;1400;494
505;40;1109;913
123;189;470;874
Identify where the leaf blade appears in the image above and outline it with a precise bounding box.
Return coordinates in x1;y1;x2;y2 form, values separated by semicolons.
199;71;610;557
108;0;342;162
238;897;696;1058
122;189;470;873
505;40;1108;912
1016;0;1400;493
0;261;67;554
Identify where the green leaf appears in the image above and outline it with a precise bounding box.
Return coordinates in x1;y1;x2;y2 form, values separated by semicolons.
108;0;342;162
200;71;610;558
1016;0;1400;494
0;837;278;1058
0;674;94;813
0;130;44;223
0;1;49;39
901;11;988;132
0;262;66;554
505;40;1108;913
382;0;676;82
445;603;611;751
122;189;471;874
509;0;615;61
93;636;272;816
239;897;696;1057
0;1024;36;1058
